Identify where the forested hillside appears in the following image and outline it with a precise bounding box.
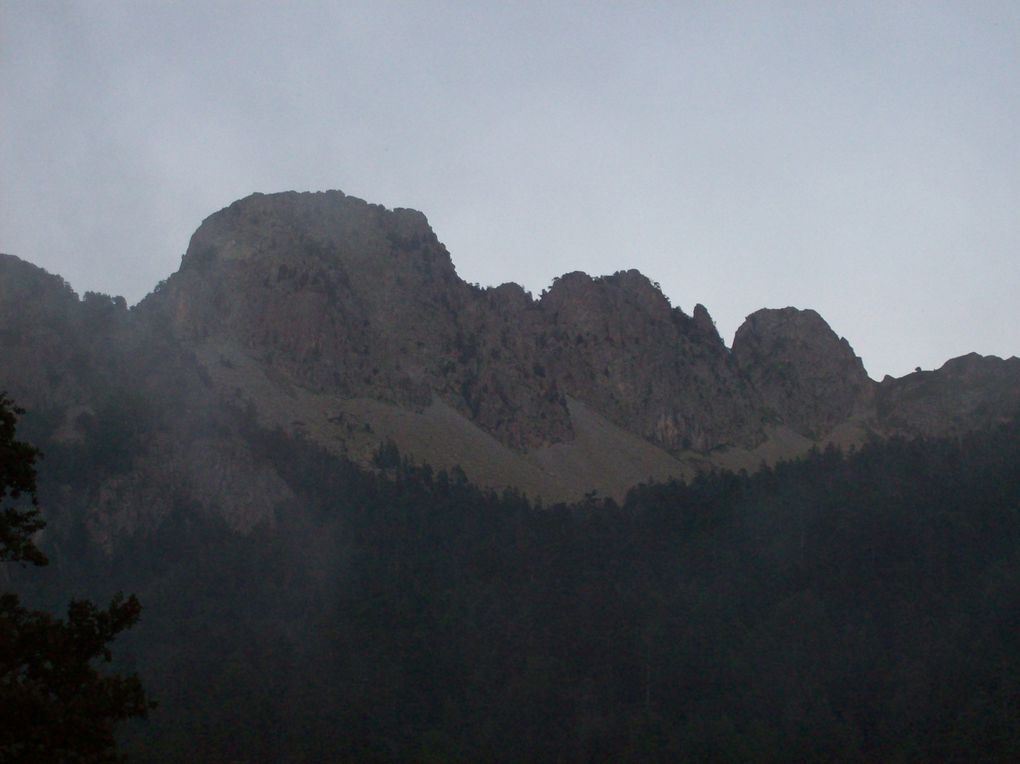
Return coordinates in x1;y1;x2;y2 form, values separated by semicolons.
11;403;1020;761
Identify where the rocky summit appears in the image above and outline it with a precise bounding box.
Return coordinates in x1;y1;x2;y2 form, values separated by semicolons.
2;190;1019;546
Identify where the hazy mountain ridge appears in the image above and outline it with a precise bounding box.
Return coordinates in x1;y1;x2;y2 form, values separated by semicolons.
2;190;1019;545
4;192;1020;761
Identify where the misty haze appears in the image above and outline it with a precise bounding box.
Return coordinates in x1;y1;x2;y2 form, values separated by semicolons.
2;3;1019;762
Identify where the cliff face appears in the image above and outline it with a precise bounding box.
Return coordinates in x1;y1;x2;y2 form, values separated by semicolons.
145;192;571;451
143;191;765;455
732;307;875;439
151;192;464;402
2;190;1018;547
535;271;760;452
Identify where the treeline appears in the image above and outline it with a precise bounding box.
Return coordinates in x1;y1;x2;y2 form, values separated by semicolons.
315;423;1020;762
16;406;1020;761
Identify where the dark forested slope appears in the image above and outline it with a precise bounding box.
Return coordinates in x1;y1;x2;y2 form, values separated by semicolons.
13;404;1019;762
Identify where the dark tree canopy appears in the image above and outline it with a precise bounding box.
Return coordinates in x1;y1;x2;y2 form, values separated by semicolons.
0;394;151;762
0;393;46;566
4;388;1020;761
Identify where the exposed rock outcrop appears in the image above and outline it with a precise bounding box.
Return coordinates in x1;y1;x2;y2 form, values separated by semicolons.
732;307;875;438
143;192;762;454
535;270;759;452
876;353;1020;437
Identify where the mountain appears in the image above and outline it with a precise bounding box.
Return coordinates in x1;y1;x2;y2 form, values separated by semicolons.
2;189;1019;546
3;190;1020;761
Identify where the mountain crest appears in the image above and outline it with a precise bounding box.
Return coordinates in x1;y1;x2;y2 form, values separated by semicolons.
3;190;1018;516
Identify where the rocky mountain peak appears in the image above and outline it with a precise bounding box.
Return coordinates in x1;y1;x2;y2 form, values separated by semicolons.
4;189;1017;520
875;352;1020;437
731;307;873;437
180;190;444;270
485;282;533;312
691;303;721;343
540;269;673;321
147;192;471;410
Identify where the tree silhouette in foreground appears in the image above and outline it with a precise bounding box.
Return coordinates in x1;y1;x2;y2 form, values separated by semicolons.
0;393;151;762
0;394;46;566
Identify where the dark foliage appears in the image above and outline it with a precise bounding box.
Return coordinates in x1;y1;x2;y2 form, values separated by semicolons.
19;398;1020;762
0;593;150;762
0;395;151;762
0;393;46;566
321;422;1020;761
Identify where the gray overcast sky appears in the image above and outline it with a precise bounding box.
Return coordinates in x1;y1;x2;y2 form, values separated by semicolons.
2;1;1018;379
